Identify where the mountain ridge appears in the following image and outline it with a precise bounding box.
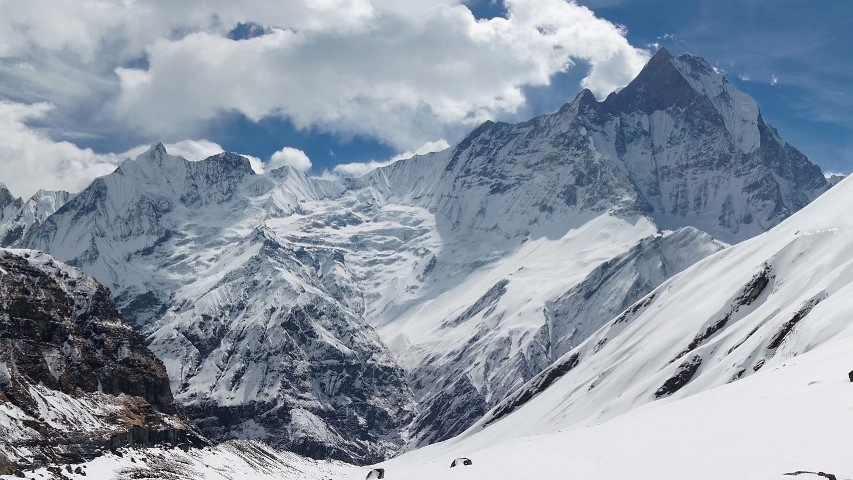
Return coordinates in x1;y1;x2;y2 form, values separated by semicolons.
0;49;832;462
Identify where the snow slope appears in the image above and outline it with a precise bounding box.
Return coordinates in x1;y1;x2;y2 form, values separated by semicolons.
9;341;851;480
344;176;853;479
359;339;853;480
4;441;353;480
463;175;853;441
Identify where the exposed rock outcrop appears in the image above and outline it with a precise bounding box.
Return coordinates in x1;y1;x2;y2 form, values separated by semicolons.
0;249;204;469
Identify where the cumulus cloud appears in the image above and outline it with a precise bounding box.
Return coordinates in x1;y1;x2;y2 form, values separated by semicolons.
94;0;645;149
268;147;312;172
771;74;779;87
331;139;450;178
121;139;225;162
0;101;120;198
0;0;649;172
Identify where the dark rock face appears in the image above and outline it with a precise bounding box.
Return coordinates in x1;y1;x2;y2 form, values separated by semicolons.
655;354;702;398
484;352;580;427
408;375;487;446
0;249;203;468
0;250;174;409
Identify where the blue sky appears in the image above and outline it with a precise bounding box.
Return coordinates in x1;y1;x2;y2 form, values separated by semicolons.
0;0;850;197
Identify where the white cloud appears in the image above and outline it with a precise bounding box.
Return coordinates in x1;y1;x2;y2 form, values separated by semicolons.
0;101;120;198
771;74;779;87
0;0;649;174
121;139;225;162
331;139;449;178
268;147;312;172
738;74;751;82
105;0;647;149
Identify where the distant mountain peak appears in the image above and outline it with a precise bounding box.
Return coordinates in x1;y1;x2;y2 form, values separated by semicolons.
150;141;168;155
605;48;699;114
203;151;257;175
652;45;672;59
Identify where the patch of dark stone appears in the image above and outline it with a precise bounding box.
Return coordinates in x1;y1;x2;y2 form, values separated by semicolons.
767;297;823;350
484;352;580;426
611;293;656;326
655;354;702;398
784;470;838;480
672;264;773;363
365;467;385;479
442;279;509;329
735;263;773;306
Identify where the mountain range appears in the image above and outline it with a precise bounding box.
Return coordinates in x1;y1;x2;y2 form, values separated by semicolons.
0;47;840;472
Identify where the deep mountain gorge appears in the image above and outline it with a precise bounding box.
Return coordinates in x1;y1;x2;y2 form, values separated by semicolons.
0;49;831;463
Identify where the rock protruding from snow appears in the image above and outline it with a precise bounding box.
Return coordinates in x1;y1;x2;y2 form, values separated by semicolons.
0;249;202;471
826;173;845;186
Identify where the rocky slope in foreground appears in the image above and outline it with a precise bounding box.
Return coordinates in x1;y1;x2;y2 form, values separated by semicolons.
0;249;202;475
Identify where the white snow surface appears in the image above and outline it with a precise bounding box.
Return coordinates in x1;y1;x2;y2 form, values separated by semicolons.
8;342;851;479
4;441;353;480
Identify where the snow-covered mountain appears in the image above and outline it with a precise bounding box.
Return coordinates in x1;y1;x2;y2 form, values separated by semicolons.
0;249;201;475
0;185;72;247
1;48;830;462
356;47;826;446
22;146;415;464
342;166;853;480
462;174;853;445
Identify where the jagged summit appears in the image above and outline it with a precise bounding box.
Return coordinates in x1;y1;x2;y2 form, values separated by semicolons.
604;47;699;114
150;141;168;155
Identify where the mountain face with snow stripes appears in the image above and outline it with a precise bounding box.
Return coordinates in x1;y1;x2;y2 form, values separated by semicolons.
0;49;829;462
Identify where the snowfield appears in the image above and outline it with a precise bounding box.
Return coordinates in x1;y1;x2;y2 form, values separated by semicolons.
368;340;853;480
7;341;851;479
